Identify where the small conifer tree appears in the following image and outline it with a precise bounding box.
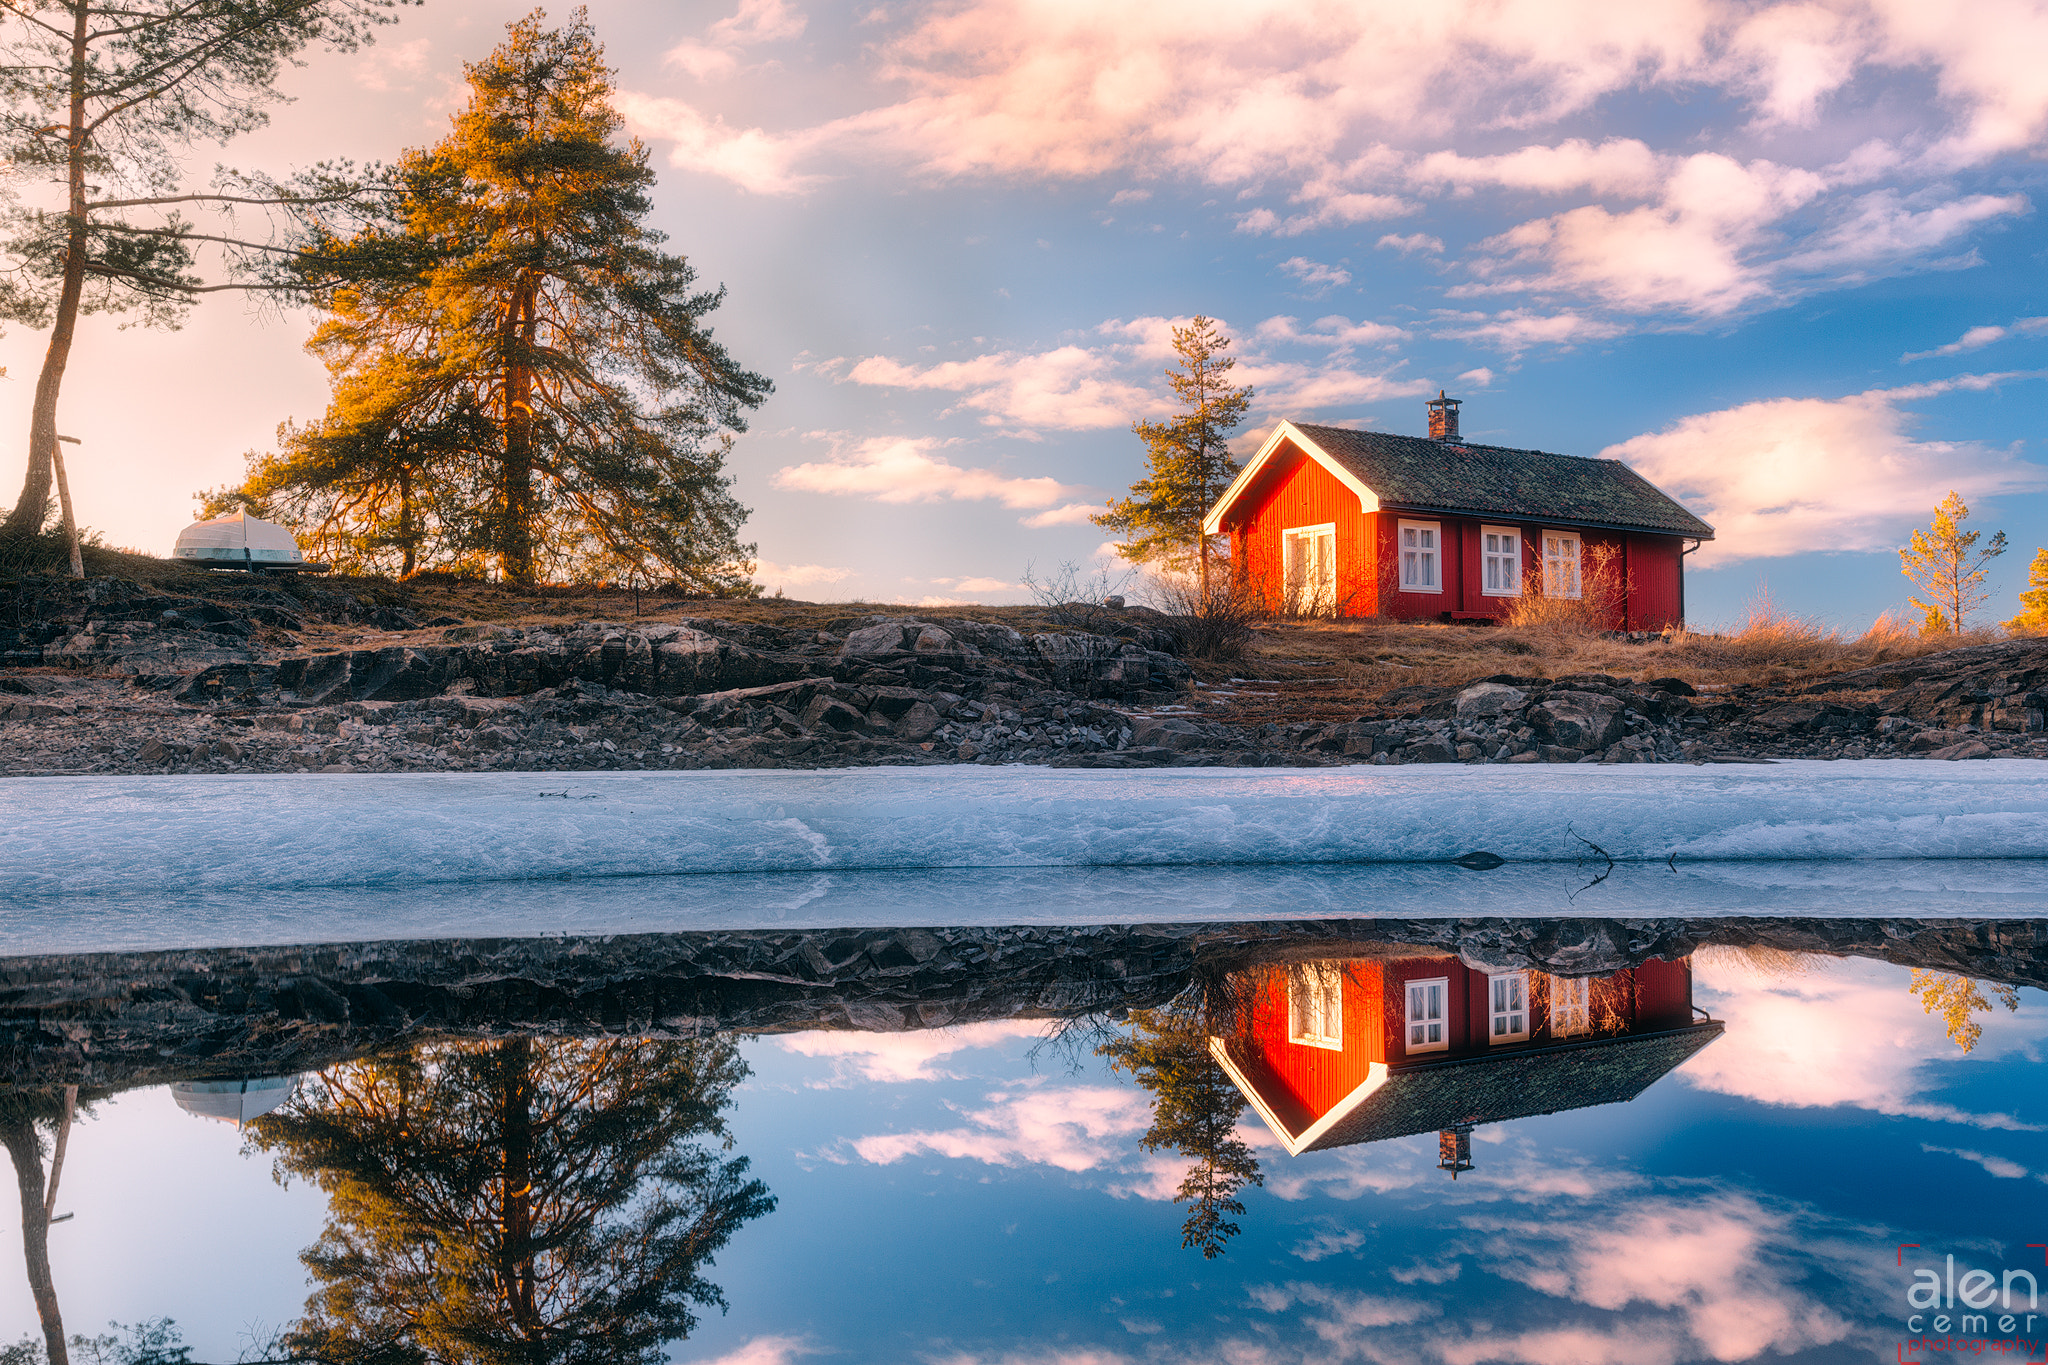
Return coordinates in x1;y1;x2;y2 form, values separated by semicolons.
1095;317;1252;597
1898;490;2006;634
2003;547;2048;635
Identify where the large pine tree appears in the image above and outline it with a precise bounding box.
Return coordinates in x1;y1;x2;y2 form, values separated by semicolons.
247;1037;774;1365
215;9;770;586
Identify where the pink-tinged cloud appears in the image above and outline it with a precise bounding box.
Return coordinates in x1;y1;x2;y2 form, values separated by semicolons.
774;1020;1048;1084
773;435;1089;509
1684;951;2048;1127
1603;372;2048;569
849;1085;1152;1174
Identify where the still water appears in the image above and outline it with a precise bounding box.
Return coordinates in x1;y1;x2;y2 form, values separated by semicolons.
2;917;2044;1365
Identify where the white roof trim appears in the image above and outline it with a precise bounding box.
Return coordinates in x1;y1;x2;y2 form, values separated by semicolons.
1202;420;1380;535
1209;1036;1390;1158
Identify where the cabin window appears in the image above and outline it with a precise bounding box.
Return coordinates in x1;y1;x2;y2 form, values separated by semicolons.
1282;524;1338;617
1404;977;1448;1053
1288;963;1344;1049
1489;973;1530;1042
1399;520;1441;593
1543;531;1581;598
1551;976;1591;1037
1481;526;1521;597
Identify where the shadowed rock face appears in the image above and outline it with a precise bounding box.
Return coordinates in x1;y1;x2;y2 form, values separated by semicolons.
3;918;2042;1090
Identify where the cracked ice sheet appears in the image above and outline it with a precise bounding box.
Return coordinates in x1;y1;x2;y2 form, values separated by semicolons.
0;761;2045;953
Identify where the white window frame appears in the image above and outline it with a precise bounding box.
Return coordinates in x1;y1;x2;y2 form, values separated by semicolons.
1551;975;1591;1037
1488;972;1530;1043
1287;963;1344;1050
1398;519;1442;594
1543;530;1582;599
1481;525;1522;598
1281;523;1338;617
1404;976;1449;1054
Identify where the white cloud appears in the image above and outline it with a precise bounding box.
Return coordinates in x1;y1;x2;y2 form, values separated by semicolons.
1903;315;2048;362
834;345;1165;432
1457;367;1495;386
677;1337;821;1365
826;316;1423;441
752;558;854;590
773;434;1090;509
354;38;432;93
1377;233;1444;255
1605;372;2048;568
666;0;807;79
1430;309;1625;354
1470;1195;1854;1361
775;1020;1047;1083
1682;953;2048;1126
1288;1225;1367;1262
624;0;2048;324
1920;1144;2040;1181
849;1085;1152;1174
1020;503;1102;528
1277;256;1351;294
1254;314;1406;349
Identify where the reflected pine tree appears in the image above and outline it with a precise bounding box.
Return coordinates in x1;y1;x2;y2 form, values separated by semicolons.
246;1038;772;1365
1098;1005;1262;1259
1909;971;2022;1053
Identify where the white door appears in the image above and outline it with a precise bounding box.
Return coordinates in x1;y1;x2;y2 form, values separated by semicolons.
1283;525;1337;615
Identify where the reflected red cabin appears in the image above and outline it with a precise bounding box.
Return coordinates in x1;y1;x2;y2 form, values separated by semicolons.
1203;395;1715;627
1210;956;1722;1156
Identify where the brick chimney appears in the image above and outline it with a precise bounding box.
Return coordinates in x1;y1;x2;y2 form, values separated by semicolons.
1438;1124;1474;1178
1427;390;1462;441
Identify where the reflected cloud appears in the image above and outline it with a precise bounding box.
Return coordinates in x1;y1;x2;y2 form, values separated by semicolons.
1685;957;2048;1130
775;1020;1049;1085
850;1085;1150;1173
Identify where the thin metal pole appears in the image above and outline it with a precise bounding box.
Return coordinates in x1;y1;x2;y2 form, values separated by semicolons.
52;436;82;579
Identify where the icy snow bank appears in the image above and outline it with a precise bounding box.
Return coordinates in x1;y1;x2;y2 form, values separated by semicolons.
6;761;2048;901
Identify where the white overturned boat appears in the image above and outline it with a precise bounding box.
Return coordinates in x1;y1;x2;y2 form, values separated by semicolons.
172;511;326;573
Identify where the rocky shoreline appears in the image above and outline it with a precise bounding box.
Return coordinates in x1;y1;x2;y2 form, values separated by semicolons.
4;917;2042;1089
3;573;2047;774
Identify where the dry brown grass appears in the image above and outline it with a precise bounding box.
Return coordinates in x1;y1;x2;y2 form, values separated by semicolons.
1192;589;2018;726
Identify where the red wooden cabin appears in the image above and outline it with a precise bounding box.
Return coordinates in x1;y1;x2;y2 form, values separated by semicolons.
1203;395;1714;627
1209;955;1721;1161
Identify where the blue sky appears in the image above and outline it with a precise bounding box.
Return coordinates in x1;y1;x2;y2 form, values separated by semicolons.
6;0;2048;628
5;957;2045;1365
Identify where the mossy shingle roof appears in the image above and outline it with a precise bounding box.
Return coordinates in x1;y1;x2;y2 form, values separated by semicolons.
1302;1022;1723;1152
1291;422;1716;539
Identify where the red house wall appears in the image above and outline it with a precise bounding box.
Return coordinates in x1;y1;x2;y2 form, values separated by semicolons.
1244;962;1385;1119
1234;453;1376;613
1635;957;1694;1029
1229;956;1701;1127
1224;439;1693;626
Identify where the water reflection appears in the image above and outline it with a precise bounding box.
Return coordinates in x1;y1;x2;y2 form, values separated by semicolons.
1;919;2043;1364
243;1038;772;1365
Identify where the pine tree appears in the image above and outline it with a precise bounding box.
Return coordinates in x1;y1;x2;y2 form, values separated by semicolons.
1094;316;1251;597
1899;490;2006;634
246;1037;774;1365
2003;547;2048;636
1098;1002;1262;1259
0;0;403;543
214;10;771;586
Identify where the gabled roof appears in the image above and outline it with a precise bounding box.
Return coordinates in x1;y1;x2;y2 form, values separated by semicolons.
1205;419;1715;540
1213;1022;1722;1156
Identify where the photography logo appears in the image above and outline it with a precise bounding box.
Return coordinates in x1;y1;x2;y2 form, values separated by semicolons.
1896;1243;2045;1360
